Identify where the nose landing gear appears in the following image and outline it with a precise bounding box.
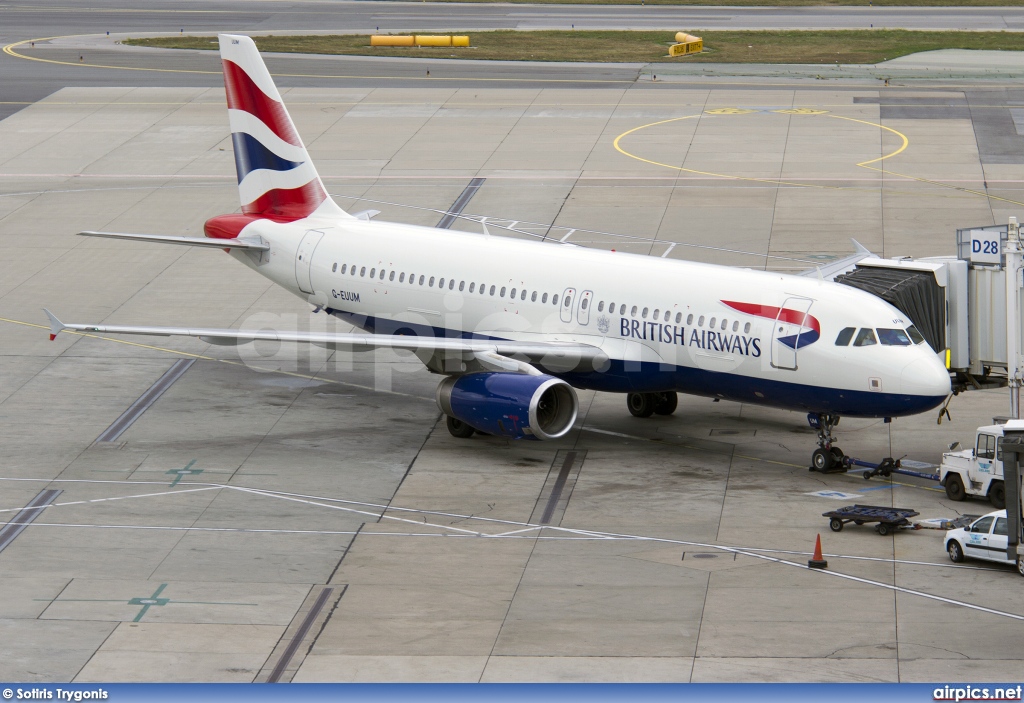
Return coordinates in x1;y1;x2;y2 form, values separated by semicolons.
808;413;844;472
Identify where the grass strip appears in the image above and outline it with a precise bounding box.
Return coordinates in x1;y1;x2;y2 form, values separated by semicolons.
125;30;1024;65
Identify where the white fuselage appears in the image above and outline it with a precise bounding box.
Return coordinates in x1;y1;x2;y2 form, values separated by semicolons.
228;214;951;418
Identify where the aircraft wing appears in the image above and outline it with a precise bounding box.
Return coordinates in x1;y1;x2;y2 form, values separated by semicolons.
797;239;875;280
43;310;608;373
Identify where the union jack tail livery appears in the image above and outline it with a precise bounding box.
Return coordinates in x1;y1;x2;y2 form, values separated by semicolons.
218;34;349;221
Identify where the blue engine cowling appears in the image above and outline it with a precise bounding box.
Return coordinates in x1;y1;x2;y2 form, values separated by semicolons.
435;372;578;440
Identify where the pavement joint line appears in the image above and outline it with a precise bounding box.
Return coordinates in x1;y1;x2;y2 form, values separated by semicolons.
95;358;195;443
437;177;486;229
0;489;61;554
267;585;335;683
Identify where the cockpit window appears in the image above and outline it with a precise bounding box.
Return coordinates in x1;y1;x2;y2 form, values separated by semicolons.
877;328;912;346
853;328;877;347
906;325;926;345
835;327;856;346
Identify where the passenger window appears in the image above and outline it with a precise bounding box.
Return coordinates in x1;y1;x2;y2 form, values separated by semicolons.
978;434;996;460
653;309;660;319
360;267;366;277
631;306;638;317
552;294;558;305
380;269;385;280
877;328;912;346
532;291;537;302
687;314;693;325
581;298;589;310
721;319;727;331
419;275;425;285
490;285;496;296
744;322;751;334
609;302;615;314
907;325;926;345
521;289;526;301
995;518;1008;536
732;321;739;332
469;282;475;293
642;308;648;319
542;293;548;303
438;277;444;288
973;516;994;534
332;263;338;273
449;279;455;290
370;268;376;278
598;301;604;312
835;327;856;346
677;312;683;323
429;276;435;287
511;288;517;298
459;281;464;291
853;328;877;346
698;316;705;327
389;271;395;281
399;272;405;283
563;295;570;307
710;317;716;328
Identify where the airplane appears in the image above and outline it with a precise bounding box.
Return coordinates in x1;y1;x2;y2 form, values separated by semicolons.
44;34;952;472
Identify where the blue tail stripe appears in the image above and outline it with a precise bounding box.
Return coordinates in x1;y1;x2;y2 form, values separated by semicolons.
231;132;302;183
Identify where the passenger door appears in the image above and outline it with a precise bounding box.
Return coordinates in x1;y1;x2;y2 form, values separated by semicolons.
577;290;593;326
770;296;813;371
964;515;994;560
976;434;997;476
991;517;1012;563
295;229;325;294
559;287;576;324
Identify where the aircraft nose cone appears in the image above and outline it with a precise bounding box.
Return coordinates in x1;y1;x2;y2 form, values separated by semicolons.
901;355;951;397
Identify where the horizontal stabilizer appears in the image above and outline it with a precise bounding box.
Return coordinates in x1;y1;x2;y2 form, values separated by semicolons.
78;231;270;251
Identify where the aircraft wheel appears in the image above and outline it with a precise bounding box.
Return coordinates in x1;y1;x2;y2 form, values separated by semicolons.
446;415;475;438
627;392;655;418
945;475;967;502
989;481;1006;509
811;448;833;472
653;392;678;416
830;446;845;467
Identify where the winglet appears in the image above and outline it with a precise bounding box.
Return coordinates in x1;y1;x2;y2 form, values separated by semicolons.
851;238;872;255
43;309;65;340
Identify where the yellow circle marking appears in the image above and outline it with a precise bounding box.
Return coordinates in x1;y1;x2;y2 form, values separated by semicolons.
774;108;828;115
705;107;757;115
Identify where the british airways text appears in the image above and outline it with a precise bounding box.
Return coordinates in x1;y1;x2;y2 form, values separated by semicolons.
620;319;762;357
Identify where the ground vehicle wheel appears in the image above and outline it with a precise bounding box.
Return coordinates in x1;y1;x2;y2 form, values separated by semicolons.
876;523;891;536
446;415;475;438
829;518;843;532
627;392;655;418
830;446;845;467
1017;556;1024;577
945;475;967;502
947;540;965;563
854;520;864;525
811;448;833;471
989;481;1006;509
653;392;678;416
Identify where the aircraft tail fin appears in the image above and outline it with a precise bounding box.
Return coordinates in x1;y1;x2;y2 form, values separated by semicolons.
217;34;349;221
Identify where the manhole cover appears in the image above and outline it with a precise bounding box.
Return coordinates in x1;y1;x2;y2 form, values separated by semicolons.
692;553;718;559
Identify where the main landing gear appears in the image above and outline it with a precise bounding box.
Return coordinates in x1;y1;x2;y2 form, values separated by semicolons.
626;391;678;418
808;413;845;472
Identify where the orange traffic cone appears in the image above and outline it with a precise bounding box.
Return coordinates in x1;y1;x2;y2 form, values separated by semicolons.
808;534;828;569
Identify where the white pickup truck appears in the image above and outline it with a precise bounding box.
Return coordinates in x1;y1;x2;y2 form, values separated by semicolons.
938;420;1023;508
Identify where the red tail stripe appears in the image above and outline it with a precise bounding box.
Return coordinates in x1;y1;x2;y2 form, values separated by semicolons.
722;300;820;333
222;60;300;147
242;181;326;221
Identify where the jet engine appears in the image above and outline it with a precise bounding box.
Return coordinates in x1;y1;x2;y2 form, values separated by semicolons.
435;372;578;440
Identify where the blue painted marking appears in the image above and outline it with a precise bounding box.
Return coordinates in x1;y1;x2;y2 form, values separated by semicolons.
231;132;301;182
859;484;895;492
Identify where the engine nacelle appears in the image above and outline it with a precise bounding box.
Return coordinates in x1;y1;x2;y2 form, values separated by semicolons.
436;372;578;440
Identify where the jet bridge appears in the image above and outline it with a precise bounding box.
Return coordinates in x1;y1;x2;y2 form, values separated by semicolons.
824;219;1024;405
